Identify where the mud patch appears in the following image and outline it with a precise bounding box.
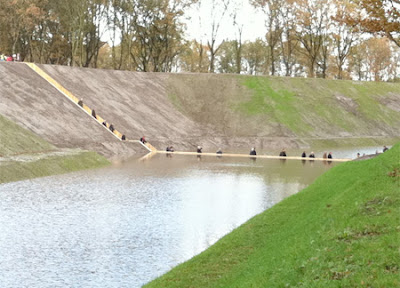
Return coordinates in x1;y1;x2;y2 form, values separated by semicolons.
380;95;400;112
335;94;359;115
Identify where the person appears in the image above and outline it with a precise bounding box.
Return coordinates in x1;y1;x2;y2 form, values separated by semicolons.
309;152;315;158
323;152;327;159
197;146;202;153
121;135;126;141
357;153;360;158
6;55;13;61
140;136;147;144
250;147;256;156
383;146;389;152
109;124;115;132
279;149;286;157
91;109;97;119
166;146;174;152
328;152;332;159
216;148;223;154
78;99;83;107
102;120;107;127
301;151;306;158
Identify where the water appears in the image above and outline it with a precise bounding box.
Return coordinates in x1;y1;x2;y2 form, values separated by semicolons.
0;154;340;287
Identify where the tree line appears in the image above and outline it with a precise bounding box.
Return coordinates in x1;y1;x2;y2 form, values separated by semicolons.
0;0;399;81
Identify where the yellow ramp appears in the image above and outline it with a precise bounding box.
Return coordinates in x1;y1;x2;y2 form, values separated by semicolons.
25;62;157;152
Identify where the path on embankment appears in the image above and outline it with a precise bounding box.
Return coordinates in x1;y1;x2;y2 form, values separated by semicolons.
1;62;400;160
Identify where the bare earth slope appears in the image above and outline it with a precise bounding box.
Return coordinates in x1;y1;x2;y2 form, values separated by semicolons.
1;63;400;158
0;63;147;159
38;64;204;151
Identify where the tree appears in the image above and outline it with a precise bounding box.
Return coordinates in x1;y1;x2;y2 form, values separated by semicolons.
279;1;300;77
295;0;331;78
349;0;400;47
201;0;231;73
178;39;210;72
332;0;359;79
242;39;269;75
217;40;238;73
251;0;282;76
364;37;392;81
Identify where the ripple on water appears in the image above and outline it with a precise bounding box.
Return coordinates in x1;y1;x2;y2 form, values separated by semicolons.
0;155;336;287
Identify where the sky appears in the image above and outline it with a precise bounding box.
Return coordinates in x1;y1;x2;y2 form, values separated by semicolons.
183;0;266;43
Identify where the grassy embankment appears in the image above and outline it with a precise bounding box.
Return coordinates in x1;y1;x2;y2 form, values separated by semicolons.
239;76;400;146
145;143;400;287
168;74;400;148
0;114;109;184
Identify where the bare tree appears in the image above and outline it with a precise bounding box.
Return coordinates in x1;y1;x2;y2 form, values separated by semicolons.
201;0;231;73
251;0;282;76
332;0;359;79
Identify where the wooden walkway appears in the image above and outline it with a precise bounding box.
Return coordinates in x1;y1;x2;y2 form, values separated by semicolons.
146;151;352;162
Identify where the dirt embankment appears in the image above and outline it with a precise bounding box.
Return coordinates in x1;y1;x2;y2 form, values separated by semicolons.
1;62;400;158
0;63;148;159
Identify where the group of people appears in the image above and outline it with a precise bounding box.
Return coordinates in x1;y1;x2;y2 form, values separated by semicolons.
0;53;19;62
78;98;127;141
277;149;333;159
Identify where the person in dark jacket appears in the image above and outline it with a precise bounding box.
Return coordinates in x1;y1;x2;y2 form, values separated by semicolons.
383;146;389;152
91;109;97;119
250;147;257;155
301;151;306;158
109;124;115;132
279;149;287;157
121;135;126;140
78;99;83;107
216;148;223;154
309;152;315;158
102;120;107;127
197;146;202;153
140;136;147;144
328;152;332;159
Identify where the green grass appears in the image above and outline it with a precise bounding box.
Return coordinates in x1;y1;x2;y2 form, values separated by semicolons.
238;77;314;134
235;76;400;137
145;143;400;288
0;114;110;183
0;151;109;184
0;114;55;156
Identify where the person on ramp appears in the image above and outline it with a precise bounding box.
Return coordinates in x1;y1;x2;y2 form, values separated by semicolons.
250;147;257;156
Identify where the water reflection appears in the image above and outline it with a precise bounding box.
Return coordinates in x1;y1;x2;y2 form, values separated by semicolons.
0;155;336;288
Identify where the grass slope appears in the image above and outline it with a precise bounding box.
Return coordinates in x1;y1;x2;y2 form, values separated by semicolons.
145;143;400;287
0;114;110;184
167;74;400;143
238;77;400;137
0;114;55;156
0;151;109;184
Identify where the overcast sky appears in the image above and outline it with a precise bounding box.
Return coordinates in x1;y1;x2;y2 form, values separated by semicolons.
183;0;266;43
